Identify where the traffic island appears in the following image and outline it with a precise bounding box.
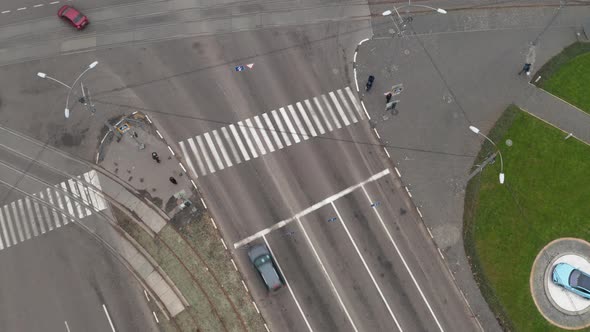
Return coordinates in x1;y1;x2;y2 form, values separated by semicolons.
531;238;590;330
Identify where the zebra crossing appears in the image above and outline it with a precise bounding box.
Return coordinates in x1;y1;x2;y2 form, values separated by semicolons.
0;170;107;251
179;87;365;177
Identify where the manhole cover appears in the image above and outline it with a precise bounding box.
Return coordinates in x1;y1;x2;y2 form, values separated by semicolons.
506;139;513;147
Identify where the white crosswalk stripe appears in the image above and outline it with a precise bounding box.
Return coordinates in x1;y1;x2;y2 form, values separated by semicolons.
254;115;275;153
304;99;326;134
271;110;292;147
204;132;225;170
212;129;233;167
245;118;266;155
178;86;364;178
0;171;108;252
262;113;284;150
296;102;318;137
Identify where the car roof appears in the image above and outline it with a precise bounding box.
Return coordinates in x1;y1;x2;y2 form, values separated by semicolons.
573;270;590;290
247;244;270;262
61;6;81;20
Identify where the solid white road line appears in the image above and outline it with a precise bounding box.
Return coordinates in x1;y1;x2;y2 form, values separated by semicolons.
262;113;284;150
279;107;301;143
321;94;342;129
11;202;25;241
245;118;266;155
304;99;325;134
288;105;309;140
313;97;333;132
229;124;251;161
38;192;53;231
221;126;242;164
17;200;31;240
329;91;351;126
187;137;207;175
271;109;292;146
345;87;365;119
254;115;275;153
238;121;259;159
337;89;358;123
3;206;17;244
32;199;46;234
179;141;198;176
296;102;317;137
361;186;445;332
204;132;225;170
263;236;314;332
234;169;390;248
24;197;39;237
0;208;9;248
102;304;117;332
212;129;233;167
196;135;216;173
331;202;404;332
64;321;71;332
297;218;359;332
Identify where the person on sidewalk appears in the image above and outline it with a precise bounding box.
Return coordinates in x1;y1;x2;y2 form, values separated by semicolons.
519;63;532;75
385;92;392;103
152;152;161;163
169;177;177;184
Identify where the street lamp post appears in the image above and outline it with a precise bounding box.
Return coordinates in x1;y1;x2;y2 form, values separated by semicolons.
37;60;98;118
469;125;505;184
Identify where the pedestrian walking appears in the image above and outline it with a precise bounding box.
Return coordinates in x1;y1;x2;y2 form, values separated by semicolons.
518;63;532;75
152;152;161;163
385;92;392;103
169;176;177;184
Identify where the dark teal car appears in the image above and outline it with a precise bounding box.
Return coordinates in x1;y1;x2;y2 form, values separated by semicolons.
552;263;590;300
248;244;283;291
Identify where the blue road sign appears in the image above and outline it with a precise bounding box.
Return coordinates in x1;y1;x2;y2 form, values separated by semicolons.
235;65;245;72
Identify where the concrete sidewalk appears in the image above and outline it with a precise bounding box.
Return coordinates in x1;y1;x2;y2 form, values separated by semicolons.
517;84;590;145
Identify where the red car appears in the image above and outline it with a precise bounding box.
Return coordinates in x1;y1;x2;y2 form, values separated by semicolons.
57;5;88;30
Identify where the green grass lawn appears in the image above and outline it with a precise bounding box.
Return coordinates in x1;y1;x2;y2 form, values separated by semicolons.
464;107;590;331
540;51;590;114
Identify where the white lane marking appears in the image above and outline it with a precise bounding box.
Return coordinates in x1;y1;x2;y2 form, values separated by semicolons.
67;179;85;218
33;4;44;7
279;107;301;143
187;137;207;175
53;188;70;225
271;109;292;146
50;1;60;4
329;91;351;126
17;200;32;240
24;197;39;237
304;99;326;134
32;199;46;234
11;202;25;241
254;115;275;153
204;132;225;170
361;186;445;331
75;179;93;215
45;189;62;228
331;202;403;331
179;141;198;177
1;10;11;14
0;207;9;248
313;97;333;132
60;183;75;218
152;311;159;323
237;121;259;158
234;169;390;248
17;7;26;10
245;118;266;155
3;206;17;244
102;304;117;332
229;124;250;161
296;102;317;137
263;236;314;332
221;126;242;164
196;135;216;173
321;94;342;129
288;105;309;140
212;129;233;167
337;89;358;123
262;113;284;150
345;86;364;119
297;218;359;332
65;321;71;332
38;191;53;231
87;170;107;211
82;172;100;211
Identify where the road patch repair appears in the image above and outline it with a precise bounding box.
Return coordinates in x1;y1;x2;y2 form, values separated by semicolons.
530;238;590;329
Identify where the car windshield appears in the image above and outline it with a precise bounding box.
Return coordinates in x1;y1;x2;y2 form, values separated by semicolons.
576;273;590;292
254;254;270;267
73;13;84;23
